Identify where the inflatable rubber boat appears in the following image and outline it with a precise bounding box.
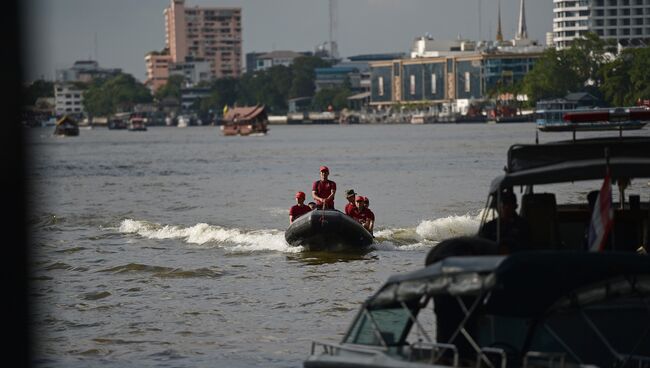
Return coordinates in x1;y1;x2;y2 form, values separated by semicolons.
285;209;374;251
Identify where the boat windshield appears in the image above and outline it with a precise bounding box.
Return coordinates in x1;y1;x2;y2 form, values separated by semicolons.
344;305;415;347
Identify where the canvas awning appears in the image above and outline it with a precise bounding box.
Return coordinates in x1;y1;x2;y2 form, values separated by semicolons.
223;105;267;123
368;251;650;318
486;137;650;193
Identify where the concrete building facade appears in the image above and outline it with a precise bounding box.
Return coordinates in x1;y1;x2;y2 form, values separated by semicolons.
369;52;541;107
54;83;85;116
145;51;173;92
168;58;212;86
553;0;650;49
163;0;242;78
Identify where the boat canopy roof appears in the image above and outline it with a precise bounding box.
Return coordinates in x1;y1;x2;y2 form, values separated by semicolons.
223;105;267;123
368;251;650;318
489;136;650;193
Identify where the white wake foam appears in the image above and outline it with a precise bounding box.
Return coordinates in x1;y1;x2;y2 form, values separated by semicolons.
118;219;301;253
118;211;486;254
415;213;482;242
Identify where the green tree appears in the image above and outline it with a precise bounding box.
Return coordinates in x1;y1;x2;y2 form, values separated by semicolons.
23;79;54;105
522;48;581;102
522;33;619;104
628;47;650;103
564;32;616;88
236;65;294;113
154;74;185;101
199;77;240;116
83;73;152;117
312;86;351;111
600;51;634;106
600;46;650;106
289;56;331;98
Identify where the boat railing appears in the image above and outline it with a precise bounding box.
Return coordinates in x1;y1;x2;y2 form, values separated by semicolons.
476;347;507;368
523;351;566;368
620;354;650;368
409;341;459;366
310;341;384;357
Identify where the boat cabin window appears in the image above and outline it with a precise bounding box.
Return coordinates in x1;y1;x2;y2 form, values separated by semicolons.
345;306;414;346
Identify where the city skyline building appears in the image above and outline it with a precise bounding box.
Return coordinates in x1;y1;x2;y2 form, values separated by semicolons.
144;50;172;92
158;0;242;79
553;0;650;49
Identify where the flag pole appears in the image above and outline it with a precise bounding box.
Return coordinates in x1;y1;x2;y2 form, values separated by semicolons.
605;147;616;249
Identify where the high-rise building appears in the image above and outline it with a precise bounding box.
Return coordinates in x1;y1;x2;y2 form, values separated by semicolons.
145;51;172;92
553;0;650;49
163;0;242;78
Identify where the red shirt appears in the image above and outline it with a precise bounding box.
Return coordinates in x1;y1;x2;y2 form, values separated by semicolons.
345;202;359;217
355;208;375;225
289;204;311;221
312;180;337;209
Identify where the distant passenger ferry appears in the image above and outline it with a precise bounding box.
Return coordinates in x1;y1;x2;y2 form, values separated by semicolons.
535;99;649;132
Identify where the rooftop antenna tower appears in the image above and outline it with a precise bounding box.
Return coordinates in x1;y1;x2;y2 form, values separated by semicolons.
329;0;339;60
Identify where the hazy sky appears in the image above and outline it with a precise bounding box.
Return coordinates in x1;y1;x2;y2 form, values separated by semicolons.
22;0;553;82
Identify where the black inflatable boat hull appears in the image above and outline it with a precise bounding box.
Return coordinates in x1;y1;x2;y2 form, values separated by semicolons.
285;210;374;251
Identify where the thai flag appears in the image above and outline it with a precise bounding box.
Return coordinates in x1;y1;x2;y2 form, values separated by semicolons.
588;170;614;252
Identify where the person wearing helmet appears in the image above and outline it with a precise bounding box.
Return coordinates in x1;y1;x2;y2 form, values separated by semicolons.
354;195;375;234
312;166;336;210
289;191;312;224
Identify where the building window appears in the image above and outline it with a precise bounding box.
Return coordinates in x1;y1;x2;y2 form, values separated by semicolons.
464;72;471;93
378;76;384;96
431;73;437;94
410;75;416;95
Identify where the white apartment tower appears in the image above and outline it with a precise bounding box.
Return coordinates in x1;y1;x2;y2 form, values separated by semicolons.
553;0;650;49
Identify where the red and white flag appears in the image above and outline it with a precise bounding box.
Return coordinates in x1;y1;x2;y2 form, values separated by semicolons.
588;170;614;252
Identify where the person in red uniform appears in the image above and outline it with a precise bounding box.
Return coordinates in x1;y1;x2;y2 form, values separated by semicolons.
289;191;312;224
344;189;359;217
354;195;375;234
312;166;336;210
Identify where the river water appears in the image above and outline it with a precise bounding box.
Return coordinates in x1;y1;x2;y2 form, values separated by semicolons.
25;123;648;367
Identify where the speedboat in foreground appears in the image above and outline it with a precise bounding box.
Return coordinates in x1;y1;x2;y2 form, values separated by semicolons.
305;133;650;367
285;210;374;251
304;252;650;368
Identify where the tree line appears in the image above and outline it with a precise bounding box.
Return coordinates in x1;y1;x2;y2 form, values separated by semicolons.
23;55;354;118
496;33;650;107
24;36;650;116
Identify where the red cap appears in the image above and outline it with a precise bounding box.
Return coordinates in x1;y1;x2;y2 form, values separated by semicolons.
355;196;364;202
319;166;329;173
295;191;305;199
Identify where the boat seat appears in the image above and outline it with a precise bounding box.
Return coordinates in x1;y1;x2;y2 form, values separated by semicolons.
611;209;648;252
520;193;562;250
